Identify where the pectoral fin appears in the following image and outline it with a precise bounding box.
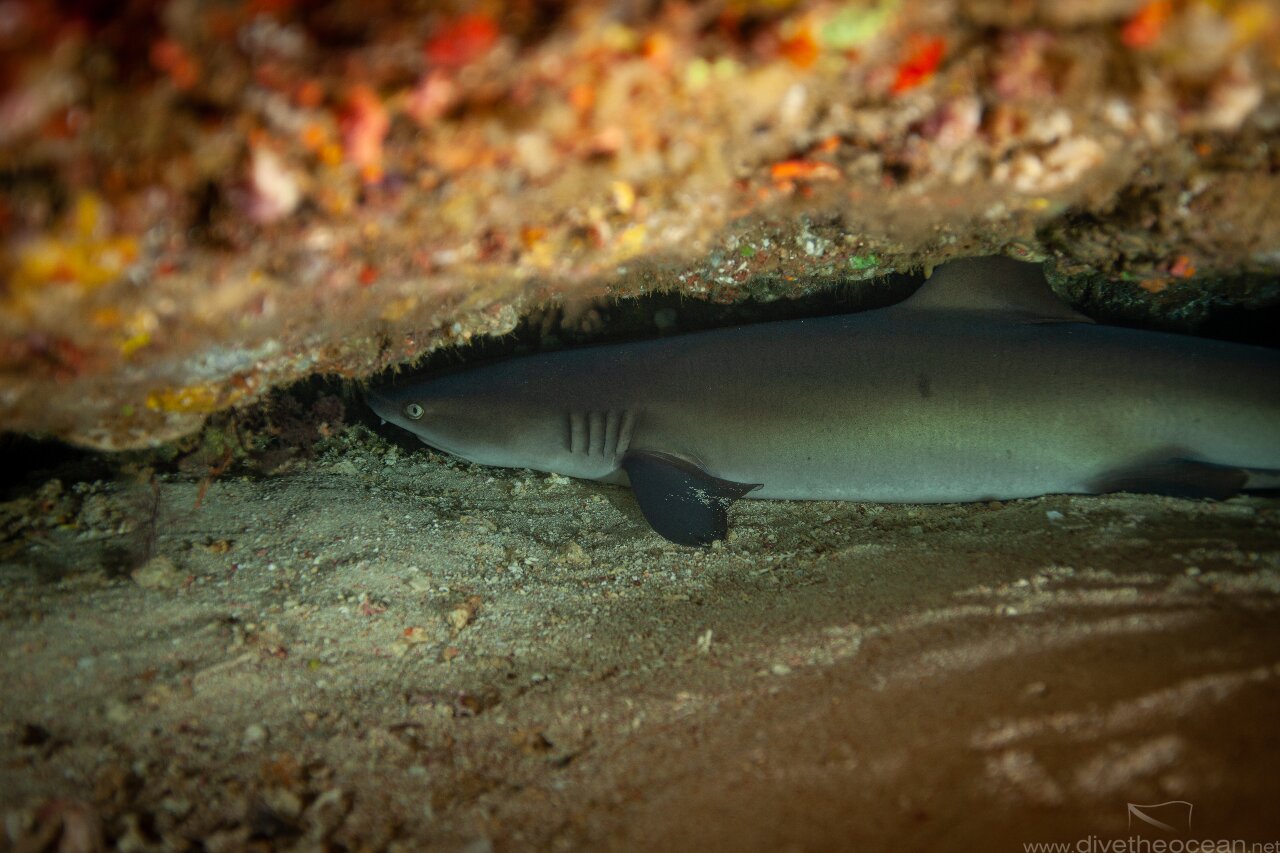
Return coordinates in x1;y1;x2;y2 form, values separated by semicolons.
621;451;761;546
1090;458;1250;500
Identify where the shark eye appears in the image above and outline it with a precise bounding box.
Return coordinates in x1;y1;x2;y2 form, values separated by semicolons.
403;402;424;420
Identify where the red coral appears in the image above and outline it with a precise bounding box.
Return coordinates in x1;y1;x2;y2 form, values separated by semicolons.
891;36;946;95
150;38;200;91
339;85;389;183
425;14;499;68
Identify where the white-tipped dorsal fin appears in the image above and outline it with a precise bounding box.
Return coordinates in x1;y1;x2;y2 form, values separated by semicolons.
898;256;1094;324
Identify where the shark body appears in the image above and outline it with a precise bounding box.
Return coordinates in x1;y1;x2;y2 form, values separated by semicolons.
366;257;1280;545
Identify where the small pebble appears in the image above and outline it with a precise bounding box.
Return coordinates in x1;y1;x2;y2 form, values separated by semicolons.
559;541;590;566
447;598;479;632
131;556;183;590
105;700;133;724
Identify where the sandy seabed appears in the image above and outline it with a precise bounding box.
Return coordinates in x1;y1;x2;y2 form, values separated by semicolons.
2;426;1278;851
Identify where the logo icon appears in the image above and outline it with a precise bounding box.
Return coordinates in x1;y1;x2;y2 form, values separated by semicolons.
1127;801;1193;833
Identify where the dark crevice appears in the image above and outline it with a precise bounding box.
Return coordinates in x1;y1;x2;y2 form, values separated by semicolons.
2;264;1278;499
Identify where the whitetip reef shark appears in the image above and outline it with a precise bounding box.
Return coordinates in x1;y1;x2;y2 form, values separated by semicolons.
366;256;1280;546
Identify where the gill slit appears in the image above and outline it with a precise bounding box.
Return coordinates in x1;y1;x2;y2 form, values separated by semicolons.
565;409;636;458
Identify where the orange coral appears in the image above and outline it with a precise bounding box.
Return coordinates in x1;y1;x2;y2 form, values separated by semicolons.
1169;255;1196;278
1122;0;1172;49
770;159;840;181
779;26;820;68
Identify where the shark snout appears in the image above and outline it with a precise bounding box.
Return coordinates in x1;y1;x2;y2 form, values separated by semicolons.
362;386;399;423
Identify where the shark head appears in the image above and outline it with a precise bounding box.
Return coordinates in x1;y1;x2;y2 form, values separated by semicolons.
364;364;617;478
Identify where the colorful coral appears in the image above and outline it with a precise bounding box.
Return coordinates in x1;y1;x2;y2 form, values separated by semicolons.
0;0;1277;448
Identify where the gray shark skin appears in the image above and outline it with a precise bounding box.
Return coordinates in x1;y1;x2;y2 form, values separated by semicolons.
366;257;1280;546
